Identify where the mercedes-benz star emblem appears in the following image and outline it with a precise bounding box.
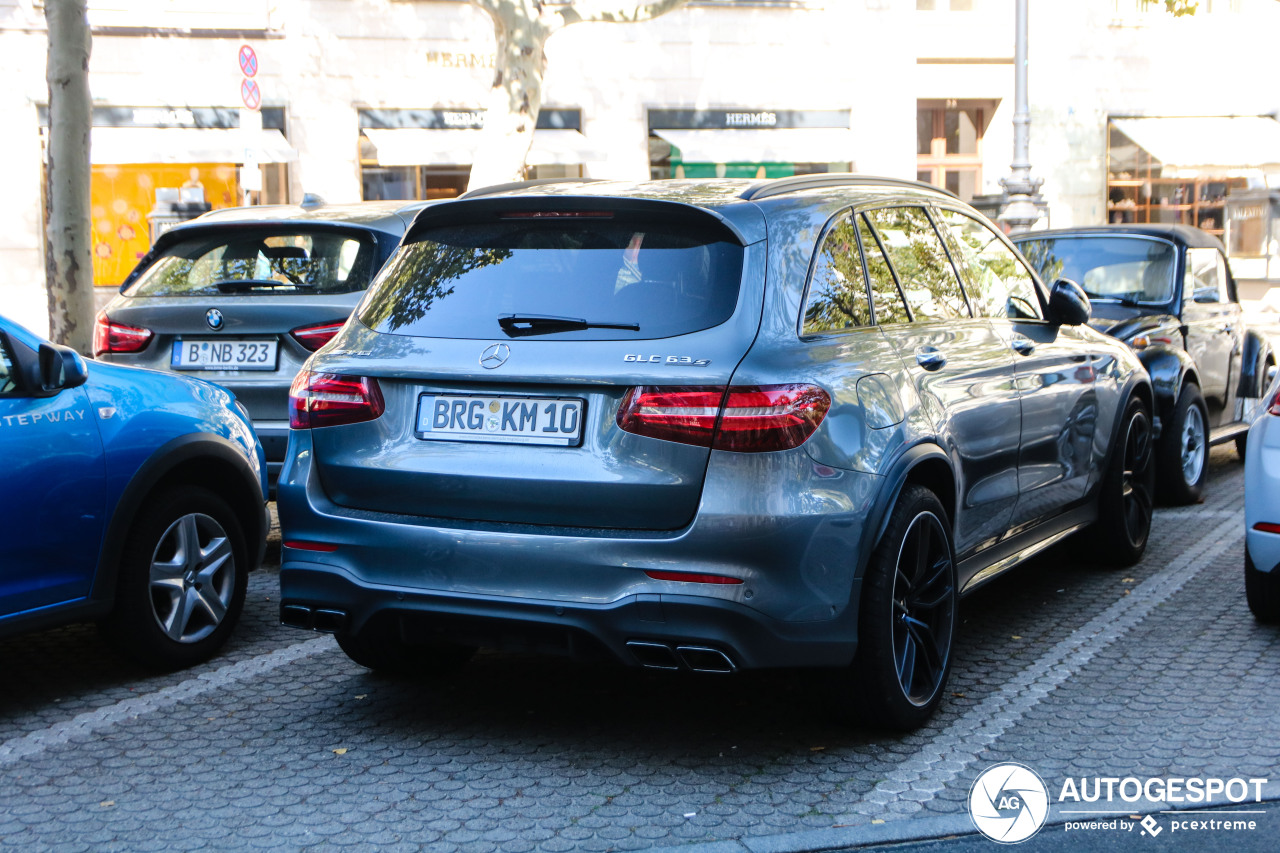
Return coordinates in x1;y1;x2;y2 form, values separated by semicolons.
480;343;511;369
205;308;224;331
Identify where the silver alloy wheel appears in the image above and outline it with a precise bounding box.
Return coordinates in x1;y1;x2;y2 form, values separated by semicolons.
1180;403;1206;486
148;512;236;644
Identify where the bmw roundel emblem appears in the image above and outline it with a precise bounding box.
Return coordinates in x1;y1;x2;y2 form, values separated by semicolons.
205;308;225;331
480;343;511;369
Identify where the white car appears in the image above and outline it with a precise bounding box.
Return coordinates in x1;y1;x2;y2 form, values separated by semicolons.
1244;368;1280;622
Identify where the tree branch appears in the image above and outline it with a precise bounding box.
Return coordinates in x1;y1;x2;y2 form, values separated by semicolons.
555;0;690;28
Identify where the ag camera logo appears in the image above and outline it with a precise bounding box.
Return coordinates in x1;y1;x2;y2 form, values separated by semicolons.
969;763;1051;844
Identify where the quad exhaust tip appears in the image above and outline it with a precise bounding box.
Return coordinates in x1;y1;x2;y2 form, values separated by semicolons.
280;604;348;633
626;640;736;674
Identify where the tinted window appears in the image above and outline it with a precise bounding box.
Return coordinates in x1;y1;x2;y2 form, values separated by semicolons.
1017;235;1176;306
935;208;1044;320
803;211;871;334
126;230;379;297
360;220;744;340
1185;247;1229;304
865;206;969;321
859;215;910;325
0;336;18;396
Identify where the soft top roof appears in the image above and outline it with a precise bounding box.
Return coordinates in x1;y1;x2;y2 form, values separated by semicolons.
1013;223;1227;252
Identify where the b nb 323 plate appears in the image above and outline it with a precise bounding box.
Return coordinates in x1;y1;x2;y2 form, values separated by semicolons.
414;393;585;447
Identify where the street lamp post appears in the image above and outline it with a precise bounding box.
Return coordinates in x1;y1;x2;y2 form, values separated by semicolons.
998;0;1045;234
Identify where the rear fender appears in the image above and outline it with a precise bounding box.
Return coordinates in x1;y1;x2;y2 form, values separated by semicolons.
1138;346;1196;426
856;442;956;585
1238;330;1274;399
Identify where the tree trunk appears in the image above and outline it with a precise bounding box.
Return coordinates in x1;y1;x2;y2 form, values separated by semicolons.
45;0;93;353
467;1;550;191
465;0;690;193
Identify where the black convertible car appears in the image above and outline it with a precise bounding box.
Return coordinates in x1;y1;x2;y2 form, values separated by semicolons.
1015;224;1274;505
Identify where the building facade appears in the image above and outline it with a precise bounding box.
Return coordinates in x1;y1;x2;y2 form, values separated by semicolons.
4;0;1280;336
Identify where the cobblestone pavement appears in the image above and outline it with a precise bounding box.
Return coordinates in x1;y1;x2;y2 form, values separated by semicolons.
2;447;1277;852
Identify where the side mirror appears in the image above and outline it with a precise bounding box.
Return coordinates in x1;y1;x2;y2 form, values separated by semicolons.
37;342;89;394
1049;279;1091;326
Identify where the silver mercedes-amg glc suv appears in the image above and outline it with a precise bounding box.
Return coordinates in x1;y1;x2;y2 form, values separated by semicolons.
277;175;1154;729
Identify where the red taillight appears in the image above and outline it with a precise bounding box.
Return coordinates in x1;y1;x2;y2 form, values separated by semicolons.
714;384;832;452
616;386;726;447
290;320;345;352
289;370;385;429
1253;522;1280;535
644;570;743;585
92;312;152;356
1268;390;1280;417
616;383;830;453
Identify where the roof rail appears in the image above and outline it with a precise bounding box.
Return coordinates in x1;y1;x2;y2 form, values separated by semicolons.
457;177;605;200
739;173;959;202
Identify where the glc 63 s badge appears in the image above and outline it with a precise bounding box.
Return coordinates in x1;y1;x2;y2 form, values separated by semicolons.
623;354;711;366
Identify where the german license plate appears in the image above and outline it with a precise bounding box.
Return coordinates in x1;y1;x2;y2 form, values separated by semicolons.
415;394;584;446
171;339;278;371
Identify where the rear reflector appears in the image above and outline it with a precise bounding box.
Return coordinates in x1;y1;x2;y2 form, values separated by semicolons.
1253;522;1280;535
644;570;743;585
290;320;345;352
289;370;385;429
617;383;830;452
283;540;339;552
92;312;152;356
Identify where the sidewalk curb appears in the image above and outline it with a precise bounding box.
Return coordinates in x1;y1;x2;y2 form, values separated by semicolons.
639;797;1280;852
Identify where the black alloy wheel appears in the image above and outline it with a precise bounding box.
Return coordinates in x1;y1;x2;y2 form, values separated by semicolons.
847;485;957;730
1097;396;1155;566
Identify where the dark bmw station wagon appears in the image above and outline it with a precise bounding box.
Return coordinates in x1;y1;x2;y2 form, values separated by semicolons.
94;200;429;484
278;176;1154;729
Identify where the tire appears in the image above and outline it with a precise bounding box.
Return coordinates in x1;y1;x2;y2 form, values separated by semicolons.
102;486;248;669
1246;550;1280;623
1236;433;1248;459
1095;396;1155;567
336;620;475;677
1156;383;1208;505
847;484;957;731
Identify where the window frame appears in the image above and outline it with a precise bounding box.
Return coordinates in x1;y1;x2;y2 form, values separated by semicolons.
931;202;1050;322
860;203;974;323
797;207;875;338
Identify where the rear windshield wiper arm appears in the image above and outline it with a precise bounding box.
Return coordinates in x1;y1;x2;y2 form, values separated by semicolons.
498;314;640;338
214;278;314;292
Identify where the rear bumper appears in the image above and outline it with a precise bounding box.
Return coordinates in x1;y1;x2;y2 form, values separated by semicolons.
280;562;859;670
276;429;883;671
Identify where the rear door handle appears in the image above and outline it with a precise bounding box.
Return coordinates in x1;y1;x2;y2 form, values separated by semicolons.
1010;337;1036;356
915;348;947;370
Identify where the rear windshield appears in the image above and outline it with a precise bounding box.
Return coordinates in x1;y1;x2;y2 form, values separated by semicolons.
125;229;380;297
358;219;744;340
1017;236;1177;305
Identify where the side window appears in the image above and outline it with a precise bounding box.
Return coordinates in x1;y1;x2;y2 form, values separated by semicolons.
0;336;20;396
802;211;872;334
1185;248;1228;305
864;206;970;322
858;215;910;325
934;207;1044;320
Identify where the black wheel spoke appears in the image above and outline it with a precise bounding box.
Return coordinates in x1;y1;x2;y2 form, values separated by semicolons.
904;617;943;685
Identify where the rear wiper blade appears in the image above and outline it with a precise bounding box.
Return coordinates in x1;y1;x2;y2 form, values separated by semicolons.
498;313;640;338
214;278;314;292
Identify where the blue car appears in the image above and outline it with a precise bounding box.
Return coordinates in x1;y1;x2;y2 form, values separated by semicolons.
0;314;268;668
